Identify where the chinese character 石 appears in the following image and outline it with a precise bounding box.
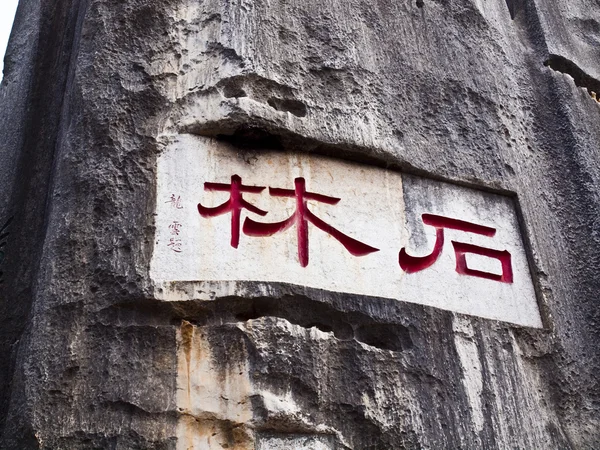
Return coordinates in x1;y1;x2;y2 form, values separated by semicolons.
167;238;182;253
197;175;267;248
169;221;182;236
166;194;183;209
399;213;513;283
243;177;379;267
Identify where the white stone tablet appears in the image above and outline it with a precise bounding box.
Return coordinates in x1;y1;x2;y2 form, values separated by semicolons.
151;135;542;328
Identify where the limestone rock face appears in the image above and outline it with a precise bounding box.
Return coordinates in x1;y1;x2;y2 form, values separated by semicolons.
1;0;599;448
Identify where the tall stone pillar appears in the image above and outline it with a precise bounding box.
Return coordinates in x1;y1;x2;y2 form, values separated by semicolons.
1;0;599;448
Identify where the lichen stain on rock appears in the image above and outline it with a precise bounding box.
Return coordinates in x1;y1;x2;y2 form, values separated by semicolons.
176;320;254;449
180;320;195;407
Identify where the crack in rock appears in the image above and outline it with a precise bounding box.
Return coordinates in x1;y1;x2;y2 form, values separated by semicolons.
544;54;600;103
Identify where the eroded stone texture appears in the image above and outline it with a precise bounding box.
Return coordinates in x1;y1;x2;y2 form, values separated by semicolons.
0;0;599;448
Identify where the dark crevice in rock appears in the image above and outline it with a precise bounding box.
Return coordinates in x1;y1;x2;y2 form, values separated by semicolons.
355;323;413;352
201;13;222;27
416;0;424;8
0;216;13;285
205;42;244;65
231;296;357;341
267;97;307;117
305;322;334;333
215;73;295;101
100;294;415;353
222;86;247;99
216;126;284;150
220;77;248;98
544;54;600;102
504;0;516;19
188;119;517;198
101;400;162;417
0;216;13;239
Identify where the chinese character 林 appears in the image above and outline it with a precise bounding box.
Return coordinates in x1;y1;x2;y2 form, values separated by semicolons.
243;177;379;267
197;175;379;267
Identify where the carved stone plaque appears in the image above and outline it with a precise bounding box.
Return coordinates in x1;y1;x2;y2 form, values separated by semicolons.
151;134;542;328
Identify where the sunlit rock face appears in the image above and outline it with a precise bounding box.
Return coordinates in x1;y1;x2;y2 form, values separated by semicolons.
0;0;599;448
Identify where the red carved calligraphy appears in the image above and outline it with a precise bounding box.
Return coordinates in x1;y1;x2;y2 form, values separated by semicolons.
169;221;182;236
168;238;183;253
399;214;513;283
166;194;183;209
166;196;184;253
243;177;379;267
197;175;267;248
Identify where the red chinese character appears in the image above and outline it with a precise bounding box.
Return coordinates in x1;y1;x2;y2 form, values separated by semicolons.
197;175;267;248
169;221;182;236
166;194;183;209
399;214;513;283
243;177;379;267
168;238;183;253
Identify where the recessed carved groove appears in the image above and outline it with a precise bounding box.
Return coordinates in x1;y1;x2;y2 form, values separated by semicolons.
544;54;600;103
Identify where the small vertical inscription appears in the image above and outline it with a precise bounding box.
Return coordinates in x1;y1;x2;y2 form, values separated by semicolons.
256;434;335;450
166;195;184;253
166;194;183;209
0;216;14;285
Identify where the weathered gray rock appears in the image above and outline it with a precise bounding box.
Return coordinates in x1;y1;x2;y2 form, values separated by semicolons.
1;0;599;448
